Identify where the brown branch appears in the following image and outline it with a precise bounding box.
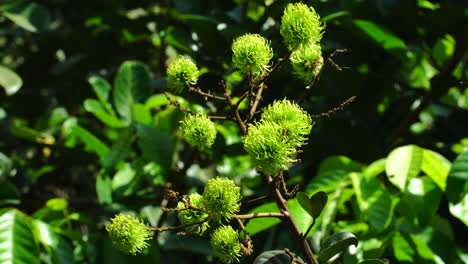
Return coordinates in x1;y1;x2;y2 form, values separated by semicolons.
261;172;319;264
242;195;269;206
248;82;266;121
233;212;286;219
285;248;307;264
221;80;247;135
147;217;209;232
164;92;196;114
310;96;356;119
188;86;226;101
235;218;254;256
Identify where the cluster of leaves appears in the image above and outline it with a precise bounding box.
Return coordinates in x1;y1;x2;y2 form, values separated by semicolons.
0;0;467;263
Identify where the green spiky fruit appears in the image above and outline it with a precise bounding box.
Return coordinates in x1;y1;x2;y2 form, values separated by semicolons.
210;225;242;263
290;43;324;83
177;193;209;235
232;33;273;75
280;3;325;50
166;56;199;93
106;214;151;255
202;177;241;221
180;113;217;151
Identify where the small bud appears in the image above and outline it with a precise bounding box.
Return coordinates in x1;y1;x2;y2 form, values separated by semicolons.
232;33;273;75
243;121;296;176
166;56;199;93
290;43;324;83
261;99;313;147
202;177;241;221
106;214;151;255
280;3;325;50
177;193;209;235
180;113;217;151
210;225;242;263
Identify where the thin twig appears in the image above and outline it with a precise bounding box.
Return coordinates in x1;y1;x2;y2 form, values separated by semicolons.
233;212;286;219
235;218;254;255
221;80;247;135
298;49;348;103
164;92;196;114
147;217;209;232
188;86;226;101
310;96;356;119
242;195;269;206
248;82;266;120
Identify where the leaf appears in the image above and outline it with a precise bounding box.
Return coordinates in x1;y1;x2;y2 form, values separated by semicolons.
245;202;281;236
392;232;415;262
112;163;137;196
136;123;174;168
305;170;349;193
359;259;389;264
385;145;423;190
254;250;300;264
320;181;350;239
446;151;468;203
353;20;407;58
46;198;68;211
96;170;112;204
0;181;19;205
432;35;455;66
133;104;152;125
318;232;359;263
449;194;468;227
31;220;75;264
317;156;364;175
322;11;350;22
88;76;114;115
83;99;125;128
297;191;328;219
63;119;109;159
101;126;133;168
421;149;450;190
145;94;169;110
113;61;151;124
0;152;12;180
351;173;395;232
3;2;51;32
0;65;23;96
0;209;40;264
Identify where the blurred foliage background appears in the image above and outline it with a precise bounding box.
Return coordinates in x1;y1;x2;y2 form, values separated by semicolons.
0;0;467;263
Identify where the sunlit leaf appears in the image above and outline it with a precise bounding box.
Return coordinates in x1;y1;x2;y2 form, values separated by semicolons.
3;2;51;32
0;209;40;264
446;151;468;203
385;145;423;190
254;250;301;264
0;65;23;96
318;232;358;263
353;20;406;58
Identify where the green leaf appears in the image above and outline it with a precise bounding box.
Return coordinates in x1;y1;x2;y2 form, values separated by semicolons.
0;65;23;96
421;149;450;190
83;99;125;128
88;76;115;115
317;156;364;175
318;232;358;263
432;34;455;67
351;173;395;232
353;20;407;58
393;232;415;262
245;202;281;236
31;220;75;264
322;11;350;22
63;119;109;159
112;163;137;196
320;181;350;239
96;170;112;204
113;61;151;124
253;250;300;264
101;126;133;168
136;123;174;168
145;94;169;110
305;170;348;193
0;152;12;180
385;145;423;190
446;151;468;203
46;198;68;211
3;2;51;32
0;181;19;205
0;209;40;264
133;104;152;125
449;194;468;227
297;191;328;219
